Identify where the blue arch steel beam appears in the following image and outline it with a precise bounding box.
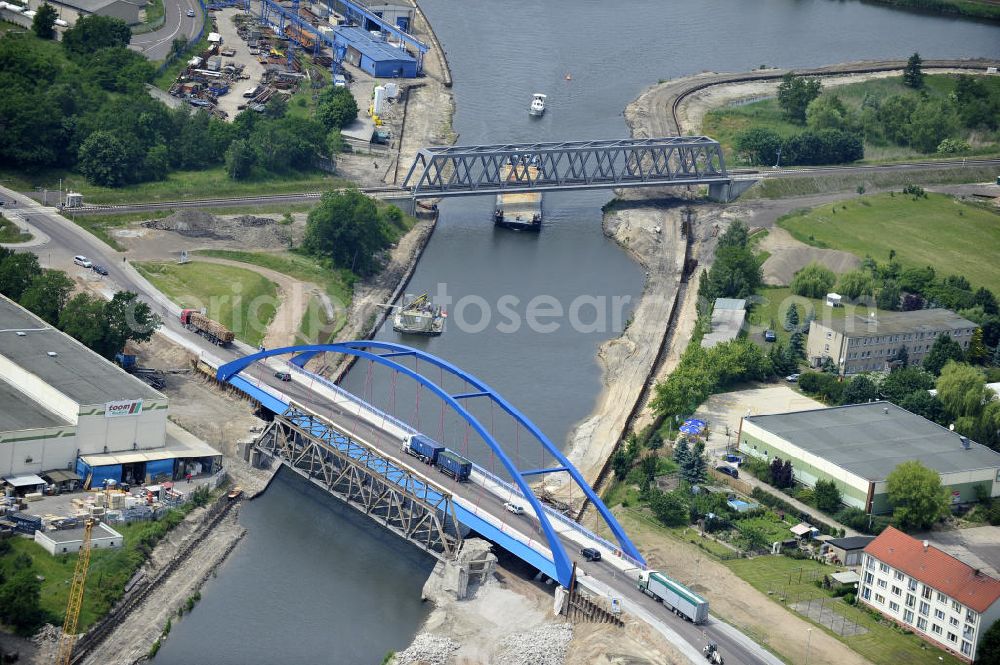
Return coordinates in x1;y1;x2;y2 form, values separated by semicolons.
217;342;645;582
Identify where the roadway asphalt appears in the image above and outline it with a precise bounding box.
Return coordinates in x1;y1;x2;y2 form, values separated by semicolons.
130;0;203;62
1;187;778;665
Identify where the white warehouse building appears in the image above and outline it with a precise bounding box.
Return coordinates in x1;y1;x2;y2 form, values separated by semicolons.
0;295;218;493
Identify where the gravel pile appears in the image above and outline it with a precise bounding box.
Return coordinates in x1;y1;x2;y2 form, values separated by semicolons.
493;622;573;665
393;633;460;665
141;210;296;248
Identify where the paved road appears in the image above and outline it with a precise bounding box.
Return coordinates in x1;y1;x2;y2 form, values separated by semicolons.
130;0;202;62
1;186;779;665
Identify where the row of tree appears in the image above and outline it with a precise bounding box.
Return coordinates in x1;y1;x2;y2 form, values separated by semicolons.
0;248;160;359
733;126;863;167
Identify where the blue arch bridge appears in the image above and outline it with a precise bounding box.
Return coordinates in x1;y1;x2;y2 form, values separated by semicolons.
214;341;645;588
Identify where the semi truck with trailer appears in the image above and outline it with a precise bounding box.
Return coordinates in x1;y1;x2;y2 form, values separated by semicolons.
637;570;709;624
401;434;445;464
179;309;235;346
435;449;472;482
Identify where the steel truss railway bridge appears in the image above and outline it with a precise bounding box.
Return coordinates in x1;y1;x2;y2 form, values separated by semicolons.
402;137;747;201
215;341;644;588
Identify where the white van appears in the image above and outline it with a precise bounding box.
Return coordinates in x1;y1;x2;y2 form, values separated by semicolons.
73;255;92;268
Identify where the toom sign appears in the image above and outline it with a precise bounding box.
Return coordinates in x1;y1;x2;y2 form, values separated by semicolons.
104;399;144;418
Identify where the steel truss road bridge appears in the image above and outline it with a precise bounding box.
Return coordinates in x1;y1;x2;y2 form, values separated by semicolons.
402;137;733;198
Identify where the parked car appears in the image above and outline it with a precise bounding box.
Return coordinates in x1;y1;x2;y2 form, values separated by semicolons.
503;502;524;515
715;465;739;479
186;8;195;17
580;547;602;562
91;264;109;276
723;453;744;466
785;373;800;383
274;371;292;382
763;330;776;343
73;255;92;268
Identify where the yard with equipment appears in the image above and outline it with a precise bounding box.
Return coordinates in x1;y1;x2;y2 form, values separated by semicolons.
777;192;1000;293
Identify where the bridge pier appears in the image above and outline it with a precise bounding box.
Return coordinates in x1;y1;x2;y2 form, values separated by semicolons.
707;179;758;203
422;538;497;601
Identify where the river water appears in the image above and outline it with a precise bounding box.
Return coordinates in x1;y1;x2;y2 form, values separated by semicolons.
155;2;1000;663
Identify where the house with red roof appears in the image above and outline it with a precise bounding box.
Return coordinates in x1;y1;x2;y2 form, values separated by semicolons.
859;526;1000;662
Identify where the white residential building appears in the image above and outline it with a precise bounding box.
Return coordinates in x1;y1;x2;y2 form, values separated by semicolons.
858;527;1000;662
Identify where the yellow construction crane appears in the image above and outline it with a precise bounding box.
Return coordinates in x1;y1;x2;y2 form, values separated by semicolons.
55;518;94;665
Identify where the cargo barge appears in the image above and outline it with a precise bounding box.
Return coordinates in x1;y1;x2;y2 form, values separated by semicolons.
493;161;542;232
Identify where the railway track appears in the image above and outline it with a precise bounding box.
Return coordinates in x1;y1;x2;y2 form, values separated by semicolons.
71;186;412;215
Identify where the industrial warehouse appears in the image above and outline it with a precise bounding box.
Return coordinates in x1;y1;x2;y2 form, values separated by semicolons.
0;295;220;494
739;401;1000;514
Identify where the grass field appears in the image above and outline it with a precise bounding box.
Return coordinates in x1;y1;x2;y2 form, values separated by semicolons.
195;249;355;343
727;556;963;665
135;261;278;346
777;192;1000;292
0;509;196;630
702;73;1000;166
0;167;351;206
743;166;999;200
0;215;31;243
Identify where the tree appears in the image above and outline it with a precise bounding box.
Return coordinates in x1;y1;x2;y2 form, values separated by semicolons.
225;138;256;180
877;95;913;145
0;249;42;302
0;570;46;634
717;220;750;249
672;437;692;469
979;619;1000;665
19;270;74;325
936;362;991;421
701;245;762;301
769;457;785;487
104;291;161;357
899;390;947;425
806;95;857;133
922;334;965;375
32;2;58;39
893;345;909;368
733;127;782;166
837;269;875;300
777;73;822;124
903;52;924;89
814;479;842;513
908;100;958;154
59;293;108;350
781;459;793;488
171;37;188;58
880;366;934;402
791;262;836;299
784;302;800;332
303;190;391;276
316;86;359;130
789;331;805;359
842;374;878;405
264;96;287;119
967;328;988;365
682;440;707;485
649;489;689;527
62;15;132;55
77;130;139;187
877;280;901;311
611;449;631;481
886;460;949;531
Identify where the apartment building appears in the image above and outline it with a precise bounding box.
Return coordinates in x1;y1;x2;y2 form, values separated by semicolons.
858;527;1000;662
806;308;976;375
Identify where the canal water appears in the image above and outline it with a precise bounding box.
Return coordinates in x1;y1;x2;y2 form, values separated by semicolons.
157;2;1000;662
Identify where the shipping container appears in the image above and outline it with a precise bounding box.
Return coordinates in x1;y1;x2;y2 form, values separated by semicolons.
10;511;42;535
637;570;709;624
436;449;472;482
402;434;444;464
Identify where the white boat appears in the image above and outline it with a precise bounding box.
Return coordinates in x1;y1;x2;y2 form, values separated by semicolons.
528;93;546;117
